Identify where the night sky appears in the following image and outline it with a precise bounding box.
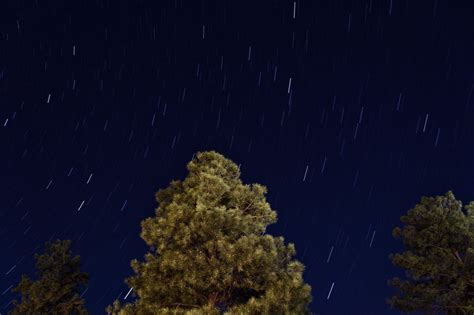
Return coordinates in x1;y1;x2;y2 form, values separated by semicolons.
1;0;474;314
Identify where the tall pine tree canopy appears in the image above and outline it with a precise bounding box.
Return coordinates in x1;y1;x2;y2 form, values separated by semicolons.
108;151;312;314
9;239;89;315
387;191;474;314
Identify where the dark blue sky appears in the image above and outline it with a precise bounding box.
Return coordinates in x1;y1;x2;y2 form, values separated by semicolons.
1;0;474;314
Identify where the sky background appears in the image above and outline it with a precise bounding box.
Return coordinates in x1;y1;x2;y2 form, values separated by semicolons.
1;0;474;314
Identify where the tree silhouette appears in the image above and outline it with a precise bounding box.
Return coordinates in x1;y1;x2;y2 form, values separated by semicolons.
108;151;312;314
387;191;474;314
10;239;88;315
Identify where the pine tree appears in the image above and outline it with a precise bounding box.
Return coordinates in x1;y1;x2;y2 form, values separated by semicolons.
10;239;89;315
387;191;474;314
107;151;312;314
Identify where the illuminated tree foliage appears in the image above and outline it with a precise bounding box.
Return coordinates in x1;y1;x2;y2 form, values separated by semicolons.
387;191;474;314
108;151;312;314
10;239;88;315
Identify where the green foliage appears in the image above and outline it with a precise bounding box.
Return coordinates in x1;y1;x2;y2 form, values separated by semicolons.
9;239;89;315
107;151;312;314
387;191;474;314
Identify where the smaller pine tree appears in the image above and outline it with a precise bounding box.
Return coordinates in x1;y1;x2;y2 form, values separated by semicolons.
9;239;89;315
387;191;474;314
